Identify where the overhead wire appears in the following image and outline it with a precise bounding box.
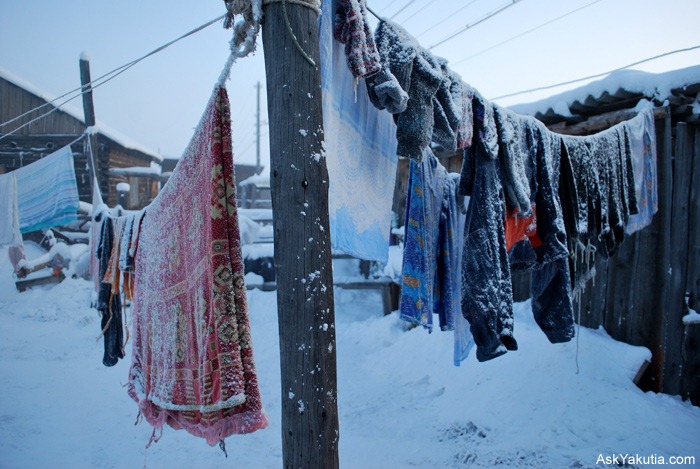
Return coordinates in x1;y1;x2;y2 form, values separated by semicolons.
490;44;700;101
377;0;400;14
395;0;434;25
428;0;524;50
389;0;418;20
452;0;604;66
0;14;227;142
415;0;480;38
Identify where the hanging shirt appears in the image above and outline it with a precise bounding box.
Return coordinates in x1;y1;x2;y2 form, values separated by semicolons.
14;144;80;233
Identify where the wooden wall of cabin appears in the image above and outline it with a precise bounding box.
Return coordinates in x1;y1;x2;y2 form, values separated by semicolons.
98;137;158;210
0;79;85;136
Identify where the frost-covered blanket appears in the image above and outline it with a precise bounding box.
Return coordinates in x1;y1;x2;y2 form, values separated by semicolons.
14;144;79;233
320;0;398;263
127;87;267;445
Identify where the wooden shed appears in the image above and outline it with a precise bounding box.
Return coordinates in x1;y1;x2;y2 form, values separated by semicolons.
0;67;162;211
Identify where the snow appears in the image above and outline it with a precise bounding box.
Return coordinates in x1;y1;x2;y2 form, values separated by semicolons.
238;173;270;188
116;182;131;193
509;65;700;117
0;245;699;468
110;166;162;177
683;309;700;325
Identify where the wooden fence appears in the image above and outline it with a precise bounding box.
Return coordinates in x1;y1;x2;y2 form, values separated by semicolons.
514;112;699;406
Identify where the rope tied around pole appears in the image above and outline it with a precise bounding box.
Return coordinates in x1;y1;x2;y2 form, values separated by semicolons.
263;0;321;67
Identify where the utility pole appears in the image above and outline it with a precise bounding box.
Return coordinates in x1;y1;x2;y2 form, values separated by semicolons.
262;2;340;468
79;52;97;197
255;81;262;174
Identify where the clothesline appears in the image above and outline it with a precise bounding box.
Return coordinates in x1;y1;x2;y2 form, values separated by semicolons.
330;0;659;365
0;14;227;142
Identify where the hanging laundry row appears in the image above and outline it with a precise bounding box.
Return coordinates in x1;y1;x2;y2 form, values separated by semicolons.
90;86;268;447
329;0;658;363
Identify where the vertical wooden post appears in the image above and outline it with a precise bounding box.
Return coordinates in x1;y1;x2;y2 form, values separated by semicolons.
79;53;96;127
261;2;340;468
79;53;98;196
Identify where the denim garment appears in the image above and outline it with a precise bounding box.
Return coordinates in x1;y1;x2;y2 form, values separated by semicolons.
460;96;517;362
504;116;574;346
461;98;575;362
400;149;460;332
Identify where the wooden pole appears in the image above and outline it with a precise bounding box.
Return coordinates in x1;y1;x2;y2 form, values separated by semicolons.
261;2;340;468
79;53;98;197
79;53;96;127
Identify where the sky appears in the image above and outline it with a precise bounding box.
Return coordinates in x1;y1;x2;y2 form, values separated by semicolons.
1;0;699;170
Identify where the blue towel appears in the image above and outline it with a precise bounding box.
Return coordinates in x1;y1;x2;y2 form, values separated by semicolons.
15;144;79;233
320;0;398;263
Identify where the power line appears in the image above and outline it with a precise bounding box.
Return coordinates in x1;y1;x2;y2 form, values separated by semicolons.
389;0;418;20
416;0;480;38
490;44;700;101
396;0;433;24
453;0;604;65
378;0;401;14
428;0;524;50
0;14;226;141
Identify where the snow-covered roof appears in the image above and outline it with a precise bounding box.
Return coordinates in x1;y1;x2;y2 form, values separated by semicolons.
509;65;700;120
239;173;270;188
0;66;163;163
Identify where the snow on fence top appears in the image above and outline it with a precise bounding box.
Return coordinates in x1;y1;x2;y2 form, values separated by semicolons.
509;65;700;118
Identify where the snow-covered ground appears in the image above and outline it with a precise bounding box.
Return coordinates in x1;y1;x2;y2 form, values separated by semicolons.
1;248;699;468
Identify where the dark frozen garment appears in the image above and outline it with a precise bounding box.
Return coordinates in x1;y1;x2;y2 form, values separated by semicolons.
495;105;532;216
95;217;124;367
365;20;414;114
431;57;464;153
559;115;639;295
333;0;381;79
459;90;497;197
394;48;443;161
504;116;574;345
365;20;443;161
460;100;575;361
527;124;574;344
460;96;516;362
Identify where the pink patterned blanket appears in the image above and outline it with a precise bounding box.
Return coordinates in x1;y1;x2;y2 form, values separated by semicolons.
127;87;267;445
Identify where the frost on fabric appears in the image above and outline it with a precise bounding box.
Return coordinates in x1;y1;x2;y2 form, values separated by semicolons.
127;87;267;446
495;106;531;215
